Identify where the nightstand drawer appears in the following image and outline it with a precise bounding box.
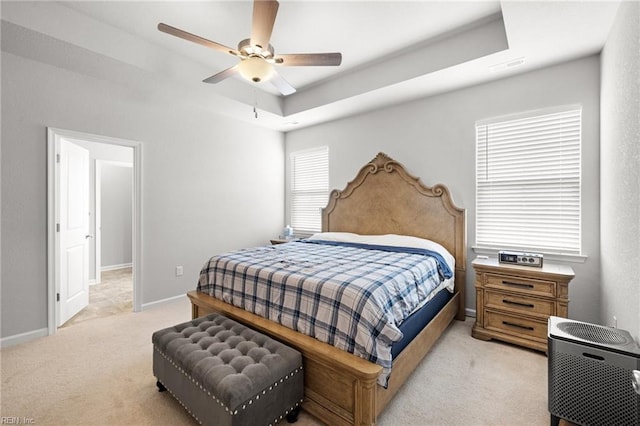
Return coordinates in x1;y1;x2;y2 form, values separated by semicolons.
485;290;555;317
485;273;555;297
484;310;547;341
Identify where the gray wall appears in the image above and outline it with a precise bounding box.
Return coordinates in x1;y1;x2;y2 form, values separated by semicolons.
600;1;640;340
1;51;284;338
286;55;602;323
101;163;133;268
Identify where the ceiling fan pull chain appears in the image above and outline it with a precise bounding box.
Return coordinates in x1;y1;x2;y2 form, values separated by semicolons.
253;90;259;119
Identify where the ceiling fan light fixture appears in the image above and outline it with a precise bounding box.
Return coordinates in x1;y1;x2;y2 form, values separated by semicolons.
159;0;342;95
238;56;274;83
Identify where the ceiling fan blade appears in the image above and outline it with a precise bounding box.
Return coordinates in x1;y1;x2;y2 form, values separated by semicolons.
203;65;239;84
158;23;237;56
270;71;296;96
275;53;342;66
250;0;279;49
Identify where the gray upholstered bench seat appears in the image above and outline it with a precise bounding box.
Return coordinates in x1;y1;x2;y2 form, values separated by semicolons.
152;313;304;426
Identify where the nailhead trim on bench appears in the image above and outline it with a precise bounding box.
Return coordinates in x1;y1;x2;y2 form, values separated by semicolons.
157;376;303;426
154;345;304;417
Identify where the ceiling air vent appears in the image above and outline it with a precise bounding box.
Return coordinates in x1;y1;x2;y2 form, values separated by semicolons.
489;57;525;72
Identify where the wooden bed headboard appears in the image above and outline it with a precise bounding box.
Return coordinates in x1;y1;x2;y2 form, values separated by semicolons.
322;152;466;314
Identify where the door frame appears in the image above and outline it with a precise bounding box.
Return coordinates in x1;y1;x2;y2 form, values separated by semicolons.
47;127;143;335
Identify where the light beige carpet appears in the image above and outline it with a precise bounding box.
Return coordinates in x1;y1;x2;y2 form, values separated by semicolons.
1;297;551;425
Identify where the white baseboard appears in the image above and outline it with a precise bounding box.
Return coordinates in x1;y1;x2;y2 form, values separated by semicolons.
101;263;132;272
141;294;187;311
1;328;48;348
465;307;477;318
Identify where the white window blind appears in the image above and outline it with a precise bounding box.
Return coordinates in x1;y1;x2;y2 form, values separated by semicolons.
476;106;582;255
290;147;329;235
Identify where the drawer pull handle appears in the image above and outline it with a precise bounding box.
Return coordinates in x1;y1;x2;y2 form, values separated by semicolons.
502;299;535;308
502;280;534;289
502;321;534;331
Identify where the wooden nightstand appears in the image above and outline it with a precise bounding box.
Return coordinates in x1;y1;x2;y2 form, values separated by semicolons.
472;257;575;352
270;238;289;245
271;236;307;245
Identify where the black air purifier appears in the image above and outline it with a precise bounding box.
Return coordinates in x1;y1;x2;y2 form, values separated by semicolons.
548;316;640;426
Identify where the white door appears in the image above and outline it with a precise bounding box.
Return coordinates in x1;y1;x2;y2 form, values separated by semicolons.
58;139;90;326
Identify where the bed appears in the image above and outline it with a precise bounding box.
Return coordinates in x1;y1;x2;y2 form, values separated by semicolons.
187;152;466;426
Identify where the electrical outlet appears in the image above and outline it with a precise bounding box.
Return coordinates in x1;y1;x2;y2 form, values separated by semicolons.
613;315;617;328
176;266;183;277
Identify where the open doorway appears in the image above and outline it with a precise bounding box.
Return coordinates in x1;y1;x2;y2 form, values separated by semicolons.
62;159;134;327
47;128;142;334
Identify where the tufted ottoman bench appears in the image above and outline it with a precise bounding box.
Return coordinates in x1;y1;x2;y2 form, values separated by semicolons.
152;313;304;426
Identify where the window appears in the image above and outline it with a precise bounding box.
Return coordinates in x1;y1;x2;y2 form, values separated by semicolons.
290;147;329;235
476;106;581;255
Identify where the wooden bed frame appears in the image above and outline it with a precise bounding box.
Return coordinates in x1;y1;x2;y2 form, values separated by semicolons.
188;152;466;426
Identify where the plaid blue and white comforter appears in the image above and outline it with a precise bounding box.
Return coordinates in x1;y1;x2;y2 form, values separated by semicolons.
197;240;453;386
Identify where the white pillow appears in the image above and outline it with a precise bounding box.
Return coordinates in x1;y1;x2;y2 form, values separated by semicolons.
307;232;455;271
307;232;360;242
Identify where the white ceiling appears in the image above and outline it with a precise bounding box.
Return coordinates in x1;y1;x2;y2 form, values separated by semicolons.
1;1;622;131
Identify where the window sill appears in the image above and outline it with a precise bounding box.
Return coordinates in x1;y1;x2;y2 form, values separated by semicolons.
472;246;588;264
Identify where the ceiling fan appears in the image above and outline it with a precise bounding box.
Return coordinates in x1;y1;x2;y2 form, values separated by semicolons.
158;0;342;96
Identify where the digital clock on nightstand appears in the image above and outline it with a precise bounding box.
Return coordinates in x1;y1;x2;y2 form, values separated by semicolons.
498;250;543;267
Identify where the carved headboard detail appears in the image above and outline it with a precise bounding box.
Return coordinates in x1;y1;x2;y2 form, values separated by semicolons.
322;152;466;303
